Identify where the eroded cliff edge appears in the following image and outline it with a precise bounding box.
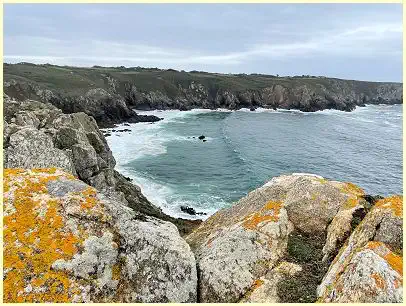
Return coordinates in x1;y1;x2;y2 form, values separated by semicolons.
4;63;402;128
3;94;200;235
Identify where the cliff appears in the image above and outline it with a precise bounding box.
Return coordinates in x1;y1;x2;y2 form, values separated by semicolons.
3;94;200;235
3;171;402;302
4;63;402;127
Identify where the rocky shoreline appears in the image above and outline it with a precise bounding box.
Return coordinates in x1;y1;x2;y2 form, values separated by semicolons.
3;94;201;235
2;74;403;302
4;63;402;128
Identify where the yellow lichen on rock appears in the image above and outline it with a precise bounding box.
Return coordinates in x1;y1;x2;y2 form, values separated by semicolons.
375;195;403;217
2;168;103;302
242;201;282;230
341;182;365;197
366;241;403;276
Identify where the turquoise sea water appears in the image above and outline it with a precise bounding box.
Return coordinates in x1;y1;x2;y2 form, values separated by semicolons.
105;105;403;219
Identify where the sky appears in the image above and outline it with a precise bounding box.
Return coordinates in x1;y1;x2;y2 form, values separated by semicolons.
4;3;403;82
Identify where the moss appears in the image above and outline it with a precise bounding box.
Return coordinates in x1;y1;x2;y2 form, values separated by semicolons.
277;231;329;303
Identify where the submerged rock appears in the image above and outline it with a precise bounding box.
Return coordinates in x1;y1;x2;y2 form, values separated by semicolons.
3;169;197;303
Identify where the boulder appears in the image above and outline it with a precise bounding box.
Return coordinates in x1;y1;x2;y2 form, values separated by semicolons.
4;128;75;174
318;195;403;302
186;173;378;302
3;168;197;303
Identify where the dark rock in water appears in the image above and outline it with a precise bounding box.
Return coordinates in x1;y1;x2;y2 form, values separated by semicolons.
124;123;130;126
180;205;207;216
112;129;117;132
181;206;197;215
203;139;207;142
250;107;256;111
198;135;205;140
104;133;111;137
192;136;195;139
123;128;131;132
124;175;133;182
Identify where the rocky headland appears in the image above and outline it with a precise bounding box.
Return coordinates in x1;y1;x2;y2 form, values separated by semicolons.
4;63;402;128
2;70;403;302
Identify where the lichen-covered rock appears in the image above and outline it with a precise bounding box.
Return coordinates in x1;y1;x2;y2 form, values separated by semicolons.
3;97;200;235
4;128;75;173
319;242;402;302
318;195;403;302
3;169;197;303
186;173;381;302
240;262;303;303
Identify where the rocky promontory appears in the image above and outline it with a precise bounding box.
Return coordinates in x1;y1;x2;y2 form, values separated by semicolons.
3;170;402;302
3;94;200;235
4;63;402;128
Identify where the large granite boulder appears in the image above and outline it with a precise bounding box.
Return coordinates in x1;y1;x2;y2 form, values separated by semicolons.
3;168;197;303
185;173;372;302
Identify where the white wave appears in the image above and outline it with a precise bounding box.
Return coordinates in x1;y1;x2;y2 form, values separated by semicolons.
115;166;220;220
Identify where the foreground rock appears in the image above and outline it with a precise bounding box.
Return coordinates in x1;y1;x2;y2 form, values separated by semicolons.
186;174;402;303
3;169;197;303
3;95;200;235
317;195;403;302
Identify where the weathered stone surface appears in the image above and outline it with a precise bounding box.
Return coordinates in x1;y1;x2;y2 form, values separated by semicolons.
186;173;388;302
318;195;403;302
240;262;303;303
3;97;200;235
5;128;75;173
3;169;197;303
319;242;402;303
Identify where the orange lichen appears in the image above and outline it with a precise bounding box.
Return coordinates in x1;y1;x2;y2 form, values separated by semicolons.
79;186;98;210
366;241;403;276
242;201;282;230
371;273;386;289
375;195;403;217
343;196;359;209
2;168;101;302
252;279;264;290
384;251;403;276
341;182;365;197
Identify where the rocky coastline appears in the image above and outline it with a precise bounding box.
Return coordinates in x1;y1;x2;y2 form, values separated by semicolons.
4;63;403;128
2;70;403;302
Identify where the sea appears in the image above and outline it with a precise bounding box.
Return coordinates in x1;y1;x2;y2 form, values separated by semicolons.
104;104;403;220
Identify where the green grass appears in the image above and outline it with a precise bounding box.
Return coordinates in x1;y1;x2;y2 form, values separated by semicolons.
4;63;401;99
277;231;329;303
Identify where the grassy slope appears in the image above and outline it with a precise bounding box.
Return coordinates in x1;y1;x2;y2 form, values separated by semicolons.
5;63;401;100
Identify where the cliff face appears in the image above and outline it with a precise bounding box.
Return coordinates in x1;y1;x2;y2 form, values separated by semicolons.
4;63;402;127
3;171;402;303
3;94;200;235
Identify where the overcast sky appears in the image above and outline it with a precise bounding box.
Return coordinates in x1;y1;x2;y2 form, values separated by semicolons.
4;3;403;82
